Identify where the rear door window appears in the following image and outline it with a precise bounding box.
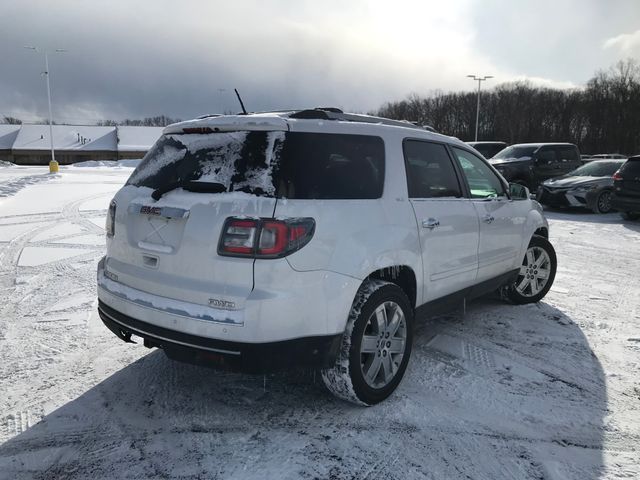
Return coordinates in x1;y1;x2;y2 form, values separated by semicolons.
536;148;556;164
403;141;462;198
127;131;385;199
555;146;580;163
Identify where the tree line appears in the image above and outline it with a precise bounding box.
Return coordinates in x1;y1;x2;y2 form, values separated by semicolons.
1;115;181;127
376;59;640;155
96;115;182;127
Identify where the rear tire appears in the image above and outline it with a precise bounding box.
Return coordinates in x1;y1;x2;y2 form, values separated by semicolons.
621;211;640;221
592;190;613;214
321;279;413;406
506;235;557;304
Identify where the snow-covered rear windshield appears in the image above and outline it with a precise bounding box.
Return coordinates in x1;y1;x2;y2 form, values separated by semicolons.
493;145;538;160
127;131;385;199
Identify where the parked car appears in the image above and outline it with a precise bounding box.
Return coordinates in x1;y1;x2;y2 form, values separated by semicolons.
97;109;557;405
466;141;508;159
489;143;582;189
611;155;640;220
536;159;625;213
590;154;627;160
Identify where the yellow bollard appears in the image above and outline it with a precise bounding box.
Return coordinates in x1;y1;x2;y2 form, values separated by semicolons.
49;160;59;173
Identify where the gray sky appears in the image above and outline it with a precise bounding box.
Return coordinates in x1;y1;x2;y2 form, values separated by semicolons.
1;0;639;124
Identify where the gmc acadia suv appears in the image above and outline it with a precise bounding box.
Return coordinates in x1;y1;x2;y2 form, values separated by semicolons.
97;109;557;405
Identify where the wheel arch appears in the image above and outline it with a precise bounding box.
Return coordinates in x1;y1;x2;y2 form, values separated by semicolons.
534;226;548;238
367;265;417;309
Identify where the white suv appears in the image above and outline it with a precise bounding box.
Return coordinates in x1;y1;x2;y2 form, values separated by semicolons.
97;109;557;405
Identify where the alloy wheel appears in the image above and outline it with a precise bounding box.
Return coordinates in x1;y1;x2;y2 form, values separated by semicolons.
359;301;407;388
597;191;612;213
516;246;552;297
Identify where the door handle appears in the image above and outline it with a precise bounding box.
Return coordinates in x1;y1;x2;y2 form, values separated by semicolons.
422;218;440;229
482;214;495;224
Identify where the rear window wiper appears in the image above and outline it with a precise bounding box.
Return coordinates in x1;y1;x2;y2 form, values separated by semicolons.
152;180;227;200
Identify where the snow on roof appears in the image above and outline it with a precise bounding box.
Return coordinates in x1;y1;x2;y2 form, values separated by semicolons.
12;124;117;151
164;114;290;134
0;125;21;150
116;126;164;151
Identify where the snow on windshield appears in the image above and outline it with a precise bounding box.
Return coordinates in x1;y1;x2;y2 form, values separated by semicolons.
126;131;285;196
127;143;186;185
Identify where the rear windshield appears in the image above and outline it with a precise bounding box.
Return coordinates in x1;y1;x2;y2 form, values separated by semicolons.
570;161;624;177
127;131;385;199
492;145;537;160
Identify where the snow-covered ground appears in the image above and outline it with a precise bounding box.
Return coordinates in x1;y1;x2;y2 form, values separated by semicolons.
0;165;638;479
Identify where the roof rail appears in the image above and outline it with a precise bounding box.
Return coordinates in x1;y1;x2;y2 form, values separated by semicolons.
287;108;437;132
195;114;223;119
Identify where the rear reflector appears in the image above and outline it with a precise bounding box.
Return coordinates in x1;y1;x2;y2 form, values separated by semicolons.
106;200;116;237
218;217;315;258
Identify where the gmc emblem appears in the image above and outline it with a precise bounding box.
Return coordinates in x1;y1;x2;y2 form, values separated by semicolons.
140;206;162;215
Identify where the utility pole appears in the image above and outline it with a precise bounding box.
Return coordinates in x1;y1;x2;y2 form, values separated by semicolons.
467;74;493;142
25;46;67;173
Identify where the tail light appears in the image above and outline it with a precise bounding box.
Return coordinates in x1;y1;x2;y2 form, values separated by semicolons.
218;217;315;258
612;171;623;181
106;200;116;237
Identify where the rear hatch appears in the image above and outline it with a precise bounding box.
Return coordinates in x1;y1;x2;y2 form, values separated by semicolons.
615;158;640;198
107;118;288;313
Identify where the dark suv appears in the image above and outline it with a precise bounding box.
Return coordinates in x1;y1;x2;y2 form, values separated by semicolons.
611;155;640;220
489;143;582;189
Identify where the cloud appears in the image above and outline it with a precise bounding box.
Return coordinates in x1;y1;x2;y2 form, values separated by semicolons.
1;0;636;124
603;29;640;56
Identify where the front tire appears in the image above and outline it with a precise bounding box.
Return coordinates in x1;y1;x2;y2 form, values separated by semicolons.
506;235;557;304
621;211;640;221
321;279;413;406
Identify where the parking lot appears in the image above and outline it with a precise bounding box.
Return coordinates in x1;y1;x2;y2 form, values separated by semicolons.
0;166;638;479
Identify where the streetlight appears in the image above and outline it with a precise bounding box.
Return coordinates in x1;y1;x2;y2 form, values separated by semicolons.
467;74;493;142
24;46;67;173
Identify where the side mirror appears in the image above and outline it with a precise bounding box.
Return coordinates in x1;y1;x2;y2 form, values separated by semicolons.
509;182;530;200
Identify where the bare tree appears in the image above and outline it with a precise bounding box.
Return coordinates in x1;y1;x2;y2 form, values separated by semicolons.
376;59;640;155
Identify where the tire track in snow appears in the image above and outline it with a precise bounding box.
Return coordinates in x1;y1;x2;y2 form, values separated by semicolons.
0;192;113;441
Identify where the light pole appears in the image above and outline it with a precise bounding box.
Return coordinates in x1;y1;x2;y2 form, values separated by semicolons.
24;46;67;173
467;74;493;142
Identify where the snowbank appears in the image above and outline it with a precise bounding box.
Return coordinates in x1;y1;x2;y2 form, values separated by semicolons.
70;159;141;168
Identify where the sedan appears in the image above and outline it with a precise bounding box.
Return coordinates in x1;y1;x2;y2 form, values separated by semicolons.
536;159;626;213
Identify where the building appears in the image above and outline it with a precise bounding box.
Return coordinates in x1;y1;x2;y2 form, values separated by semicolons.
0;125;21;162
116;126;164;159
12;125;117;165
3;124;164;165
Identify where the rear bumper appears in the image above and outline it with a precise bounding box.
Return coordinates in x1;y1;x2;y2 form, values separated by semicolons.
611;194;640;212
98;300;342;372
